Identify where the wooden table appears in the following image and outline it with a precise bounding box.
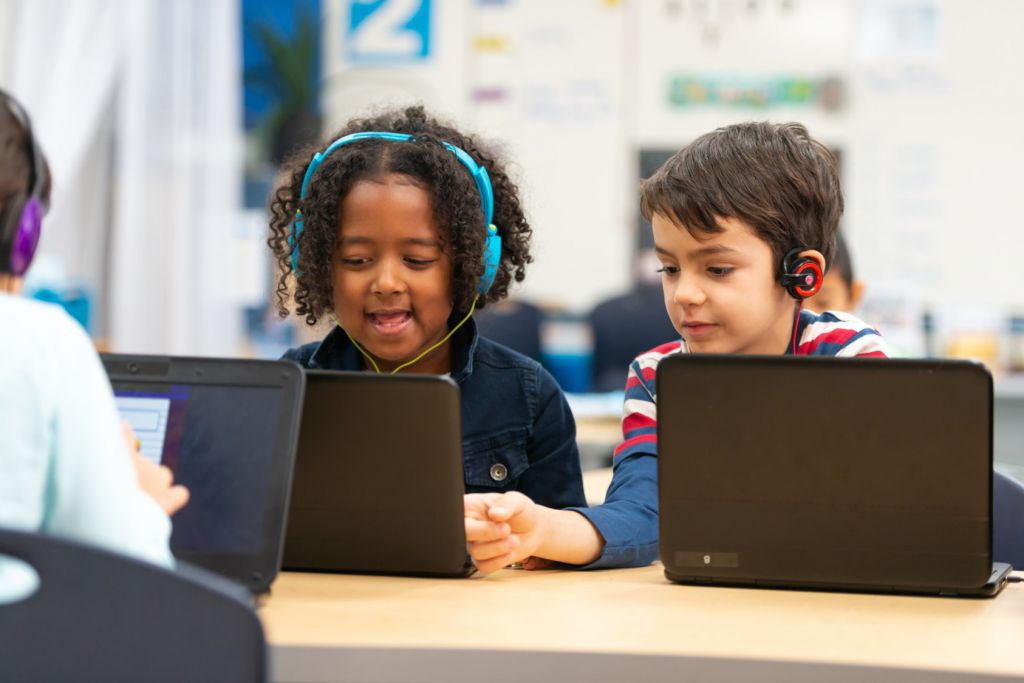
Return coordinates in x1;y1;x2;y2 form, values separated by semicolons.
260;564;1024;682
575;417;621;471
583;466;613;505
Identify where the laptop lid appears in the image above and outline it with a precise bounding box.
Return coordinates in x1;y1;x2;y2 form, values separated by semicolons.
102;354;304;593
283;370;471;577
657;355;995;594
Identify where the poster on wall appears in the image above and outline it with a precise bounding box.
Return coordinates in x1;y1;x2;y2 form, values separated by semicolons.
345;0;433;64
666;74;844;113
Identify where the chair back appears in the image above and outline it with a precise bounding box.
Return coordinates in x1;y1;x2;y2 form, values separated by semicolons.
475;300;544;362
589;287;677;392
994;470;1024;568
0;527;266;682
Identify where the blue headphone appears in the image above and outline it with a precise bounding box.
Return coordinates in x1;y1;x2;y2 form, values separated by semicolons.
289;131;502;297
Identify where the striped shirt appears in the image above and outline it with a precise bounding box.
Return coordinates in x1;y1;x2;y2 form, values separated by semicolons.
616;309;889;460
570;309;889;569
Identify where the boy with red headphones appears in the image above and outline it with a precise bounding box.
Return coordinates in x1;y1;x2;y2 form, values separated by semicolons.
464;122;890;572
1;89;187;599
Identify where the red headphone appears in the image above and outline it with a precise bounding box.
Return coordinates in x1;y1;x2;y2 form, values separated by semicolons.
780;249;823;300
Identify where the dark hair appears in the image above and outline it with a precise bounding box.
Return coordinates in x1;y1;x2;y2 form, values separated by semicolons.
267;105;533;325
830;230;854;289
0;96;37;273
640;121;842;275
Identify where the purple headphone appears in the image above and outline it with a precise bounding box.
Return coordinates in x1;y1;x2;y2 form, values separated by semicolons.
0;88;47;277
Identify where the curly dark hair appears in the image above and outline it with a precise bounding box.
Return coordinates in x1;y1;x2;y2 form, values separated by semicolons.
267;105;533;325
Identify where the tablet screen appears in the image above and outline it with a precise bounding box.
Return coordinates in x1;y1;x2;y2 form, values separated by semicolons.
112;382;284;556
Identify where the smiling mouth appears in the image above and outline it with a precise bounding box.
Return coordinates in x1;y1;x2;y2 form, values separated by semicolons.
367;310;412;332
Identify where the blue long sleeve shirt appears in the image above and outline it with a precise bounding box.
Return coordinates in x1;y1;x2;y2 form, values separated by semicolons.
570;309;890;569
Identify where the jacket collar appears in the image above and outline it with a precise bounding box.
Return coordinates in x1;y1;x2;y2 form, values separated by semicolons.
308;316;480;383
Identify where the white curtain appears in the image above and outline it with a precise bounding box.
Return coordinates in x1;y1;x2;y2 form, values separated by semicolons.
1;0;242;355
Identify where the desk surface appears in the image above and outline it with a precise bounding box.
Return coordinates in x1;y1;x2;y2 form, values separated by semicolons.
261;565;1024;683
583;465;613;505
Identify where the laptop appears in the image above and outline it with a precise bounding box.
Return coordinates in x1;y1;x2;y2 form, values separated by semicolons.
657;354;1011;597
102;354;305;593
283;370;474;577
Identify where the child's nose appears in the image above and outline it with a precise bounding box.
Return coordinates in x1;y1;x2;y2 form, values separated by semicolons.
371;260;406;295
673;271;706;307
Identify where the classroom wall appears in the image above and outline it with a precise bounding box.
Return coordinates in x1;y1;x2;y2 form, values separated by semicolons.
846;0;1024;312
1;0;243;355
4;0;1023;355
0;3;14;78
323;0;633;311
324;0;1024;323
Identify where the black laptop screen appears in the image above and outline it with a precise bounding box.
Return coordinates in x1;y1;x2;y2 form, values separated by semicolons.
112;382;284;555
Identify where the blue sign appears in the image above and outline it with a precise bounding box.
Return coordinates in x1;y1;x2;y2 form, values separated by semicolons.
346;0;432;64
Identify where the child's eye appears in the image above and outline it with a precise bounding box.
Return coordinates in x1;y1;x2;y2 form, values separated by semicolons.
656;265;679;276
707;266;733;278
340;257;370;267
405;257;436;267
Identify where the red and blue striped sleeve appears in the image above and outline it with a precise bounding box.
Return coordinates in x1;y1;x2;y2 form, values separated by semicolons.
570;341;682;569
797;311;890;358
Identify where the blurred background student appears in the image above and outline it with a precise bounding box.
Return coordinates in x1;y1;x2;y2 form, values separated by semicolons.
807;231;864;315
0;88;188;602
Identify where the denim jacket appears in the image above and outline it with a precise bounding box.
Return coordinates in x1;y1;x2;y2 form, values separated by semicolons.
283;319;586;511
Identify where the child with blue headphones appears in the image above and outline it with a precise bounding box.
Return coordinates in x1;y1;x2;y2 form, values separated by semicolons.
463;122;892;573
268;105;586;556
0;89;188;600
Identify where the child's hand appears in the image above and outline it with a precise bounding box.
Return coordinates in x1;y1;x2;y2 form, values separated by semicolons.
122;422;190;516
465;493;516;574
464;492;545;574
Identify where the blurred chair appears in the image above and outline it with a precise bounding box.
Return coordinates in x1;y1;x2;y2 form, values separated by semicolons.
0;528;266;682
588;286;678;392
994;470;1024;568
474;299;544;362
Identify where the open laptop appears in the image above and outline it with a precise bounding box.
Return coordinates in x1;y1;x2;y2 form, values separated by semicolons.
657;354;1011;597
283;370;473;577
102;354;305;593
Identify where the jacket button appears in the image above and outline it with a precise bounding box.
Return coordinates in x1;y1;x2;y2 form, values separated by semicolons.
489;463;508;482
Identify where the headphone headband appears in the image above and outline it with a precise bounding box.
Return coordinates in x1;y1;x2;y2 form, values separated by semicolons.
289;131;501;296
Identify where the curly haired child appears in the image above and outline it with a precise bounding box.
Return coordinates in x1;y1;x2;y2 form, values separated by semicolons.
268;105;586;569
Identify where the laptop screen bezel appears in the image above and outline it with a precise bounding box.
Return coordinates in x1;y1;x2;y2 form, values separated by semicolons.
282;370;472;577
655;354;994;593
102;353;305;592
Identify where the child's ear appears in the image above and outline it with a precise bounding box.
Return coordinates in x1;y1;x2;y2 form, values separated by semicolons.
0;274;23;295
850;279;866;309
797;249;826;275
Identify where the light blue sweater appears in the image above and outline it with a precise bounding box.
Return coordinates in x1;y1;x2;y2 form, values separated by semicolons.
0;294;172;602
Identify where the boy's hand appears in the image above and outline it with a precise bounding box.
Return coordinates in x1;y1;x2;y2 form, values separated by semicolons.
122;422;190;516
464;492;545;574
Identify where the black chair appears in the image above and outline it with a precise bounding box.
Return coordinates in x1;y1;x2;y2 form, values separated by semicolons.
474;299;544;362
0;528;266;682
588;286;678;392
994;470;1024;569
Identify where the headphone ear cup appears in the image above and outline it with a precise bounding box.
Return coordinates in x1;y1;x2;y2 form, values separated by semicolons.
781;258;823;299
10;196;43;277
477;227;502;297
